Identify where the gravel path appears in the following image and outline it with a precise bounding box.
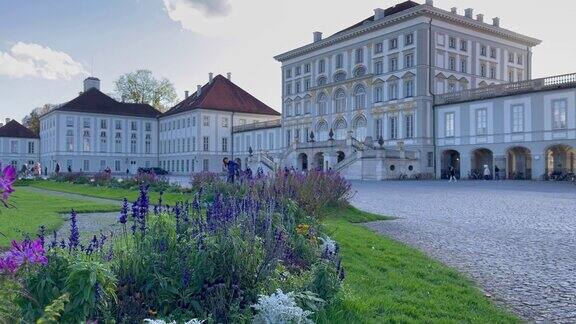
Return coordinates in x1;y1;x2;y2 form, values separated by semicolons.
21;187;122;242
351;180;576;323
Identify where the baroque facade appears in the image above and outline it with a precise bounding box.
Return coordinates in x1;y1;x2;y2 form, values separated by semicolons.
3;0;576;180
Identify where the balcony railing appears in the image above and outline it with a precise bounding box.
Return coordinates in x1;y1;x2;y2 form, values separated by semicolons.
232;119;281;133
435;72;576;105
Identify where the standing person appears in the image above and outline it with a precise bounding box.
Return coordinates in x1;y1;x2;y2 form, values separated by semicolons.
483;165;491;181
55;162;60;176
67;165;72;173
494;165;500;180
223;158;237;183
448;165;457;182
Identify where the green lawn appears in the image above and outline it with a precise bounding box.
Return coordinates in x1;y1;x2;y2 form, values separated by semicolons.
317;205;518;323
27;181;191;205
0;189;118;247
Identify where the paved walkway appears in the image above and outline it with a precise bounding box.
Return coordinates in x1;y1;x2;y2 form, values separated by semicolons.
351;180;576;323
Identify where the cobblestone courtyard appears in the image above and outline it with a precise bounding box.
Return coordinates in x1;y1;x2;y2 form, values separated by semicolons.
351;180;576;323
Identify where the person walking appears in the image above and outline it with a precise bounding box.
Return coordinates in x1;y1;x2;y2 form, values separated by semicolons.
55;162;60;176
448;165;457;183
494;165;500;180
483;164;491;181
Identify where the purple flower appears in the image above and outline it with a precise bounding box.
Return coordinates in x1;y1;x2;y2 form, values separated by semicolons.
38;225;46;248
68;210;80;250
119;198;128;225
0;164;16;206
0;239;48;273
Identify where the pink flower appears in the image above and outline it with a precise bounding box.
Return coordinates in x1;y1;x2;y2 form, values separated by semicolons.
0;239;48;273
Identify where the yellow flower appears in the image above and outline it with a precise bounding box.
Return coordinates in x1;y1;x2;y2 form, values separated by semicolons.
296;224;310;235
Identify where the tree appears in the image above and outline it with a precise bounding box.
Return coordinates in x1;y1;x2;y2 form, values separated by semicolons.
22;104;56;136
114;70;177;112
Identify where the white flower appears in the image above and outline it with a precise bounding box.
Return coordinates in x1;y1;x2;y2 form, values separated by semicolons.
143;319;204;324
319;236;337;255
252;289;313;324
117;178;124;183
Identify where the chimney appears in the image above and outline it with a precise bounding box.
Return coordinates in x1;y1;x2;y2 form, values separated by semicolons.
492;17;500;27
425;0;434;6
450;7;457;14
227;72;232;80
197;85;202;96
185;90;189;98
313;31;322;43
83;77;100;91
374;8;385;20
476;14;484;22
209;72;214;82
464;8;473;18
5;118;10;124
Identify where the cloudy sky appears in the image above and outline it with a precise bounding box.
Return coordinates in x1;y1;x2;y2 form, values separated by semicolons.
1;0;575;122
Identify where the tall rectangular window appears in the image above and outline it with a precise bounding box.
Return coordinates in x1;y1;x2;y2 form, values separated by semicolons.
203;136;209;151
552;100;568;129
405;114;414;138
203;159;209;172
221;137;228;152
389;117;398;140
445;112;455;137
404;53;414;68
388;83;398;100
28;141;35;154
335;53;343;69
476;109;487;135
512;104;524;133
404;80;414;98
318;59;325;73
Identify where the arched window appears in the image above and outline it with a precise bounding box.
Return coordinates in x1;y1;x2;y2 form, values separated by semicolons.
334;89;346;113
334;71;346;82
317;93;327;116
354;66;366;78
334;118;348;140
354;85;366;109
317;76;327;86
316;120;329;141
352;115;367;141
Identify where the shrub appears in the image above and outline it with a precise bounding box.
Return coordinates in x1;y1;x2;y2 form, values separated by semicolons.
92;171;113;186
52;172;89;184
190;172;222;190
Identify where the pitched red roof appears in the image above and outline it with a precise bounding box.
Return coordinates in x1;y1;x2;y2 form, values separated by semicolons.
54;88;160;118
163;74;280;117
0;120;38;139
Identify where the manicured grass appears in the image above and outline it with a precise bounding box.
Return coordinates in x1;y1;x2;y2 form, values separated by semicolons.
316;205;518;323
27;181;190;205
0;189;118;247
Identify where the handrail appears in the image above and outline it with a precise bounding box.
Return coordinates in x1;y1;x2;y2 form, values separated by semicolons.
435;72;576;105
232;119;281;133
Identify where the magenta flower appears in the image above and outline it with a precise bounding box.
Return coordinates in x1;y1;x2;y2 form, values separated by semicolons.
0;164;16;206
0;239;48;273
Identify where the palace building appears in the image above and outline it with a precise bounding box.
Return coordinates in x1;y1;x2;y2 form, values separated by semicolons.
4;1;575;180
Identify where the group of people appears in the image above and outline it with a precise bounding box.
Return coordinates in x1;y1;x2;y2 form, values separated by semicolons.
222;158;265;183
448;164;496;182
19;162;42;178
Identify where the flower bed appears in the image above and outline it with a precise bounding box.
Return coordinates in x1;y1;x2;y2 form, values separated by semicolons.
1;171;352;323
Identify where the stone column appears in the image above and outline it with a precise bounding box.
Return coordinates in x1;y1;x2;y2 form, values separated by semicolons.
460;153;471;179
532;153;546;180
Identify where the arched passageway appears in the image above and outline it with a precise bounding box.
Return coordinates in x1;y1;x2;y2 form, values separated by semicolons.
313;152;325;171
337;151;345;163
441;150;460;179
507;147;532;179
297;153;308;171
545;144;575;176
471;148;494;179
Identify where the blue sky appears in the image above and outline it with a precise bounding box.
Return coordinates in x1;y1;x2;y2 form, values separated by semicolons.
1;0;575;122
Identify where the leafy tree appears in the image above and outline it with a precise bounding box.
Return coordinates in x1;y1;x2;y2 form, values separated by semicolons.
114;70;177;112
22;104;56;136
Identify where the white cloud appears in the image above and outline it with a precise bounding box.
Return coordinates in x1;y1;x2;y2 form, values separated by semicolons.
0;42;87;80
163;0;233;35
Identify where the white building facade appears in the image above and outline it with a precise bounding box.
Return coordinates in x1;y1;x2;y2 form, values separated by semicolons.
0;119;39;170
